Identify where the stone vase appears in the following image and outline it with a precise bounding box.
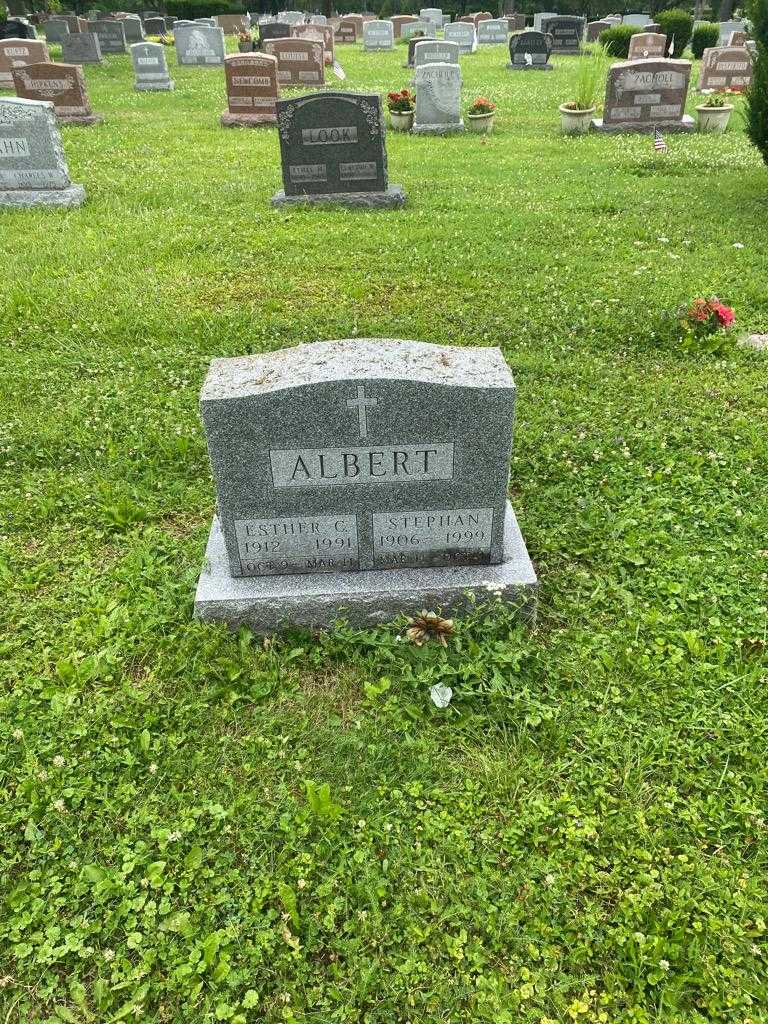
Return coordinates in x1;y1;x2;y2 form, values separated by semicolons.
238;40;254;51
389;108;414;130
559;103;594;134
467;111;495;134
696;103;733;134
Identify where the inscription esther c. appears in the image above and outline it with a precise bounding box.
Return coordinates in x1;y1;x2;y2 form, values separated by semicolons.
235;514;359;576
270;443;455;488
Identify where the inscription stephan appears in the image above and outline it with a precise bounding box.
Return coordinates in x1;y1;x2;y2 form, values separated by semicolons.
302;125;358;145
270;443;455;487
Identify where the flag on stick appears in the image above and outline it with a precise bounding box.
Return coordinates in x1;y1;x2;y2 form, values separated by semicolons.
653;126;668;154
332;59;346;80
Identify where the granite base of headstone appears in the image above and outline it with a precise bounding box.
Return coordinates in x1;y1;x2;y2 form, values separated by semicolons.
0;96;85;208
271;92;405;209
193;339;538;632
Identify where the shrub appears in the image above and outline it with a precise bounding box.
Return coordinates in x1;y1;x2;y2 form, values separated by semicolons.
656;7;694;57
598;24;643;59
746;0;768;166
691;21;720;57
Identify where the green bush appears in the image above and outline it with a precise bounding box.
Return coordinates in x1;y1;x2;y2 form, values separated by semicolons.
691;21;720;57
598;23;644;58
656;7;694;56
746;0;768;166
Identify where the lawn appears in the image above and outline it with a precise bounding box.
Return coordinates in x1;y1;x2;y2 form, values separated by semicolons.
2;35;768;1024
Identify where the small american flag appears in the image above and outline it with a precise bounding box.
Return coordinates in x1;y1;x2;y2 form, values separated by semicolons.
668;35;675;55
332;59;346;80
653;126;668;153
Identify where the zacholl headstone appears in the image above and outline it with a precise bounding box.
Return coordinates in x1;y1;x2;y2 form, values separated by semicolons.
221;52;278;126
271;92;405;208
0;96;85;208
413;61;464;134
194;338;537;630
592;58;694;132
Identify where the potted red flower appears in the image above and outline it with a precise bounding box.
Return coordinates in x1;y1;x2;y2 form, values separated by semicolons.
675;296;736;352
467;96;496;134
387;88;416;131
237;30;254;52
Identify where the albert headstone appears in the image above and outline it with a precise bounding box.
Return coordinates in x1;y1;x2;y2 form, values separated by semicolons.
265;37;324;88
221;51;278;125
508;30;552;70
0;96;85;207
592;58;694;132
477;18;507;44
540;15;583;53
62;32;103;65
363;20;394;51
271;91;405;208
131;41;173;90
91;20;127;54
413;61;463;134
174;23;225;66
194;339;537;630
12;60;102;125
444;21;476;54
627;31;667;59
0;38;49;88
697;45;752;91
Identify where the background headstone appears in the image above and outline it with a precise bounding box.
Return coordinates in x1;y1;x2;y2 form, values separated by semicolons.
265;37;324;88
508;30;552;70
697;45;752;91
540;15;584;54
0;38;49;88
221;51;279;126
477;18;507;44
593;58;694;132
401;20;434;40
43;19;70;44
627;32;667;60
443;22;476;54
586;20;612;43
0;95;85;207
62;31;102;64
293;24;334;66
363;20;394;51
144;17;165;35
217;14;250;34
131;40;173;90
271;91;405;208
390;14;418;39
174;23;225;66
12;60;102;125
122;15;144;43
413;61;463;134
91;20;127;54
414;38;460;72
259;21;291;47
718;19;744;44
194;339;536;630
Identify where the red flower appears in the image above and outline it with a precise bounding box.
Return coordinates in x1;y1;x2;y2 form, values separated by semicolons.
711;301;735;328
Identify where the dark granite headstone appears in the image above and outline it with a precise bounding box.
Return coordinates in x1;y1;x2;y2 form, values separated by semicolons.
259;21;291;47
271;92;405;208
592;58;694;132
62;31;102;64
1;17;37;40
586;19;612;43
144;17;166;35
540;15;584;54
508;30;552;70
91;20;127;54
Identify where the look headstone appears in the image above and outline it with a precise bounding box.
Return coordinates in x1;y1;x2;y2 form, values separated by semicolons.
540;15;584;54
444;22;476;54
293;23;334;65
627;32;667;60
413;61;463;134
477;18;507;44
259;21;291;47
0;96;85;207
144;16;166;35
43;19;70;44
390;14;418;39
174;23;225;66
697;45;752;91
271;92;405;208
194;339;537;631
91;20;127;54
265;37;324;88
0;38;49;88
592;58;694;132
586;20;612;42
508;30;552;70
363;20;394;51
62;31;103;64
12;60;102;125
221;51;278;125
131;41;173;90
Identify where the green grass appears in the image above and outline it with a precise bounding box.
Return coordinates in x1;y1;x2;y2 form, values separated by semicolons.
2;38;768;1024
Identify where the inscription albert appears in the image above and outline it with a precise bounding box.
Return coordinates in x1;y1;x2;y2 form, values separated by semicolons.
270;443;455;487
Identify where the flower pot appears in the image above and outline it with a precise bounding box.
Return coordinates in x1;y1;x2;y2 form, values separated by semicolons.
559;104;595;135
389;109;414;131
696;103;733;134
467;111;495;134
238;41;254;51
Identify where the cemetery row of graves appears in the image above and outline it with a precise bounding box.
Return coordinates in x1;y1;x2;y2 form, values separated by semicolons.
2;3;768;1023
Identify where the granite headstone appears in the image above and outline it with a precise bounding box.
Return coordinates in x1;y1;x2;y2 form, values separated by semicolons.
265;37;324;88
91;20;127;54
413;61;463;134
62;32;102;64
477;18;507;44
12;60;102;124
592;58;694;132
697;45;752;91
293;23;334;65
221;51;278;125
508;30;552;70
174;23;225;65
444;21;476;54
0;38;49;88
131;41;173;90
540;15;584;53
363;19;394;51
0;95;85;207
627;32;667;59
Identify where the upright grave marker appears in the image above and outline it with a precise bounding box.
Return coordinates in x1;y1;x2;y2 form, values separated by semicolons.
363;20;394;51
586;19;612;42
413;61;463;133
13;60;102;125
413;38;459;73
122;15;144;42
335;19;358;44
174;23;225;66
194;339;537;630
401;20;434;40
477;18;507;44
540;15;584;53
0;38;49;88
627;32;667;59
91;20;127;54
271;91;405;208
144;16;166;35
0;96;85;207
508;30;552;70
259;21;291;47
265;37;324;88
221;51;278;125
390;14;418;39
62;32;103;64
43;19;69;44
131;41;173;90
592;58;694;132
293;23;334;65
697;45;752;91
444;22;476;54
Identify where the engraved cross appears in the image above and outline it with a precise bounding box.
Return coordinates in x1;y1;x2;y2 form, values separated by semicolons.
346;385;377;440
